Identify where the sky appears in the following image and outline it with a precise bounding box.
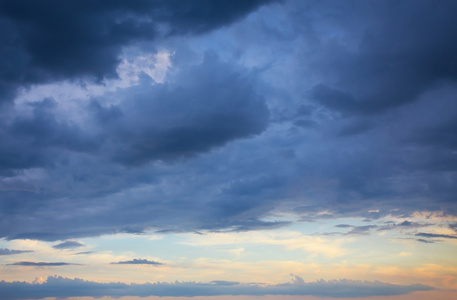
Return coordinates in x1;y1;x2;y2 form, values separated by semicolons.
0;0;457;299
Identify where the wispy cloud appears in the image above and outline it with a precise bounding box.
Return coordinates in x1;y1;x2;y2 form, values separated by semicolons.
7;262;80;266
0;248;33;256
416;233;457;240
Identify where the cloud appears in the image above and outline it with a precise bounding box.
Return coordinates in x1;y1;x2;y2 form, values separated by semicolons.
0;0;275;103
52;241;85;249
416;239;435;244
416;233;457;240
111;259;163;265
450;222;457;232
1;0;457;243
0;248;33;255
75;251;94;255
7;262;79;267
0;52;270;241
346;225;378;235
102;53;270;166
0;275;433;300
306;0;457;116
335;224;352;228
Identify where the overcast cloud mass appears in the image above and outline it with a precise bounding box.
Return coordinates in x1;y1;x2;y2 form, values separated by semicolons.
1;1;457;299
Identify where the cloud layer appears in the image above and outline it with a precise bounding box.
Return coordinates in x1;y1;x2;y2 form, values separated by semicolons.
0;0;456;244
0;276;433;300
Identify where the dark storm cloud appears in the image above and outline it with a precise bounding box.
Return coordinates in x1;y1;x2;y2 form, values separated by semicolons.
289;1;457;217
1;0;457;243
308;0;457;115
7;262;78;266
101;54;269;166
0;0;274;102
289;1;457;211
0;53;270;241
52;241;84;249
112;259;163;265
0;248;32;255
0;275;433;300
0;53;268;172
11;99;98;152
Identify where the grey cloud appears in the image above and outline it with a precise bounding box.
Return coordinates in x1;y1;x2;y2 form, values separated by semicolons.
306;0;457;115
52;241;85;249
416;239;435;244
11;99;98;152
112;259;163;265
347;225;378;235
281;0;457;217
1;0;457;243
399;221;413;226
103;54;269;166
0;275;433;300
75;251;94;255
309;84;360;115
377;221;432;231
324;224;378;236
0;52;271;241
450;222;457;232
335;224;352;228
6;232;95;242
329;220;432;237
0;248;32;256
416;233;457;240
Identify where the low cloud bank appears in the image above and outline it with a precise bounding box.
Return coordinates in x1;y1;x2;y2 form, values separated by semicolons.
0;275;433;300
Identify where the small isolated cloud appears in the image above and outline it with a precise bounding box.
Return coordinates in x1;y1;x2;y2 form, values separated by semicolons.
52;241;85;249
0;248;33;255
75;251;94;255
111;259;163;265
399;220;414;226
335;224;353;228
417;239;435;244
0;275;433;300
